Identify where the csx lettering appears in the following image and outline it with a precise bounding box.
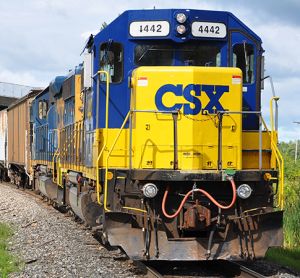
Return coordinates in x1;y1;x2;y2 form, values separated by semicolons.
155;84;229;115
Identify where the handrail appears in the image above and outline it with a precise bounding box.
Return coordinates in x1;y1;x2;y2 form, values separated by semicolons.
103;109;178;213
217;110;263;170
60;123;80;164
99;105;284;212
51;129;60;184
128;109;179;171
261;117;284;209
94;71;110;205
54;121;83;185
103;111;131;212
270;96;280;146
52;151;60;182
217;109;283;209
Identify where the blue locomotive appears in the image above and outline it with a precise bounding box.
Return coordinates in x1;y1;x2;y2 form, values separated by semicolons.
8;9;284;261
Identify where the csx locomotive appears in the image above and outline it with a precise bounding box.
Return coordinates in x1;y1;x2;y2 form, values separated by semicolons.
6;9;284;261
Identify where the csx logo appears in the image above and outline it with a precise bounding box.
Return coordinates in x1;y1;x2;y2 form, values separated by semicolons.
155;84;229;115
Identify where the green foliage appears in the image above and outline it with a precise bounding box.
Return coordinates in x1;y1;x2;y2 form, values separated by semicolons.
266;247;300;272
279;141;300;248
265;143;300;273
0;223;19;277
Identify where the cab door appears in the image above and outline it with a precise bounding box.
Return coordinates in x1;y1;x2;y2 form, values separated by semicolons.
230;31;261;130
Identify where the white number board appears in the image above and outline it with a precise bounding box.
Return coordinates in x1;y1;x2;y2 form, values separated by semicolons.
129;21;170;37
192;22;227;38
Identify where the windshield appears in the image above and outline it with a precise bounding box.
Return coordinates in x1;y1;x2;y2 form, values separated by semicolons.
134;43;222;67
135;44;173;66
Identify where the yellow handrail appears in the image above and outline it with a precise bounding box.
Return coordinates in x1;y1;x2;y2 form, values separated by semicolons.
51;129;60;183
103;111;147;213
270;96;280;146
271;141;284;209
54;121;83;186
95;71;110;204
261;117;284;209
60;125;79;164
103;111;130;211
52;151;59;182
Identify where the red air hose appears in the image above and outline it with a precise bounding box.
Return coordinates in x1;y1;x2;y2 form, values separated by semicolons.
162;178;237;219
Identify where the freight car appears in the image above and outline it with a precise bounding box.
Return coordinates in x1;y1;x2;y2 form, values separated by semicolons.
6;89;42;187
9;9;284;261
0;96;18;181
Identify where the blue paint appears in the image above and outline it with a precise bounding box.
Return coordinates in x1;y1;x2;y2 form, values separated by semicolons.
203;85;229;113
90;9;262;130
183;85;202;115
155;84;183;112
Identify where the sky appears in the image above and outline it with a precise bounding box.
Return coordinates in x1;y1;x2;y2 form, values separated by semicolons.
0;0;299;141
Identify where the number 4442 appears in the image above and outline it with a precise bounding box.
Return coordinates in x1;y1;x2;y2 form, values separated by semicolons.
199;25;220;34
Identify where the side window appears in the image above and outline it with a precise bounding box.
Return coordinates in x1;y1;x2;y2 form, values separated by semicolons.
100;42;123;83
64;98;75;125
38;100;48;119
233;43;255;84
85;90;93;120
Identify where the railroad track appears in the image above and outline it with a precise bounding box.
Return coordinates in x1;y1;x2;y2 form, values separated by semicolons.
138;260;267;278
231;262;266;278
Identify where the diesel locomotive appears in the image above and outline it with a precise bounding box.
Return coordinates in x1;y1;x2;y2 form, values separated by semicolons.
6;9;284;261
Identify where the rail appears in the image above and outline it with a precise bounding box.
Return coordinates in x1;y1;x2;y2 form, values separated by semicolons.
94;71;110;205
136;261;267;277
51;129;60;184
99;109;179;213
267;96;284;209
217;111;263;170
230;262;267;278
128;110;179;171
50;120;84;187
261;117;284;209
218;110;284;209
59;120;84;168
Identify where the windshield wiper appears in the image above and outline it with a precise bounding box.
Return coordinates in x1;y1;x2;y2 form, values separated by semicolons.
138;45;154;62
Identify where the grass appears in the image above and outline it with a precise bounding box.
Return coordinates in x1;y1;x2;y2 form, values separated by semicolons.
264;144;300;274
266;247;300;273
0;223;19;277
283;179;300;248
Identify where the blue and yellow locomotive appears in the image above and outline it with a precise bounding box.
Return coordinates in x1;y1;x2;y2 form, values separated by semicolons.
30;9;284;261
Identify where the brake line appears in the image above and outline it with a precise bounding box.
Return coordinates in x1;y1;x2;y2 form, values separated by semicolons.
162;177;237;219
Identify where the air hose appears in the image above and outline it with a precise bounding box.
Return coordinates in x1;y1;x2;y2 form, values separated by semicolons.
162;177;237;219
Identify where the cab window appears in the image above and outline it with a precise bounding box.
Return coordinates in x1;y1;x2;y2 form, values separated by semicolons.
233;43;255;84
100;42;123;83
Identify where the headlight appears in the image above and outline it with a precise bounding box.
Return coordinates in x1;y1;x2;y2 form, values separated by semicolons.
142;183;158;198
237;184;252;199
176;25;186;35
176;13;187;24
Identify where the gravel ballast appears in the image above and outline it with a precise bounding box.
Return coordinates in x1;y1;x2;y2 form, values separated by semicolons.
0;183;142;278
